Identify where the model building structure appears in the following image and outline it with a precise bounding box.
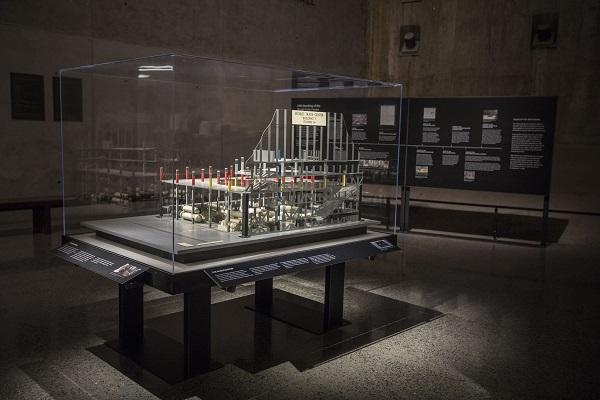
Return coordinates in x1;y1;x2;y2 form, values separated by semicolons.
159;109;362;237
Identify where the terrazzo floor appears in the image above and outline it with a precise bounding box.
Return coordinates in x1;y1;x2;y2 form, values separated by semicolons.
0;224;599;399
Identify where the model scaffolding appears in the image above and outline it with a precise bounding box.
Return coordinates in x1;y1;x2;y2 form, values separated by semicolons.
159;109;362;237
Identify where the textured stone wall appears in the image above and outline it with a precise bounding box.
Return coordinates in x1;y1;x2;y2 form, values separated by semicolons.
367;0;600;211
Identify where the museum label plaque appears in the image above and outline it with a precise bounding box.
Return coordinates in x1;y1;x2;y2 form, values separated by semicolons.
204;236;398;288
54;240;148;284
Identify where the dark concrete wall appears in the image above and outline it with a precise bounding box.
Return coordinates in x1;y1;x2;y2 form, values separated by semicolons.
367;0;600;212
0;0;368;200
0;0;367;73
368;0;600;145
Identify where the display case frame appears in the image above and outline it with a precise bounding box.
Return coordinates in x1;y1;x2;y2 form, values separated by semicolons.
58;54;404;273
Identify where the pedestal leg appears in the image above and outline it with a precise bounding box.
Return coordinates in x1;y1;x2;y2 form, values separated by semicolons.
119;282;144;345
255;278;273;311
253;304;273;363
184;285;211;377
247;266;346;334
324;263;345;330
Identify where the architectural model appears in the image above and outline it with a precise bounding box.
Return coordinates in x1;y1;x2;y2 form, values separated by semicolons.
159;109;362;238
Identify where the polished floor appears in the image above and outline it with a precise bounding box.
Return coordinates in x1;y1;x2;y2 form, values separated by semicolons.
1;214;599;399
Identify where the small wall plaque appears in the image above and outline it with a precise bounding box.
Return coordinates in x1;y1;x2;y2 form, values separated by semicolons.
10;73;45;120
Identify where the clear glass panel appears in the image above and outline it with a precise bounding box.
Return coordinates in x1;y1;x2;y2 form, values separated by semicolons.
60;54;403;273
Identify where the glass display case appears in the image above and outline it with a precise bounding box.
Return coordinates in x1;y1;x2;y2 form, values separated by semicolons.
59;54;403;273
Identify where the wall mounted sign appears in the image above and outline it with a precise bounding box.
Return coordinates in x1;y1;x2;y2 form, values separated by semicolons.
406;97;556;195
10;73;45;120
292;96;556;195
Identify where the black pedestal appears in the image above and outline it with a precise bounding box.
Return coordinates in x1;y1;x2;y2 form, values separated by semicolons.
110;282;219;384
119;282;143;344
248;263;348;334
93;261;442;386
92;286;442;388
324;263;345;329
183;287;212;376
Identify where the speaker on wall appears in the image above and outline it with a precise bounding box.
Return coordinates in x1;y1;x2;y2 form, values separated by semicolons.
400;25;420;55
531;13;558;49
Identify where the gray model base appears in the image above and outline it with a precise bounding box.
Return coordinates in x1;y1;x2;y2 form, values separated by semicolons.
82;215;373;263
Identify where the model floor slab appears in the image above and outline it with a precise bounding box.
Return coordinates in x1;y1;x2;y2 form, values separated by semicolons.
82;215;372;256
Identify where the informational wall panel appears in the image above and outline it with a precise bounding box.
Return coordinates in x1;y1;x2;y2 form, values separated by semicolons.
291;98;406;185
292;97;556;195
406;97;556;194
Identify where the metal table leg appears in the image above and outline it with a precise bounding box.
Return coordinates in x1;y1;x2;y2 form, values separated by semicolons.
324;262;345;330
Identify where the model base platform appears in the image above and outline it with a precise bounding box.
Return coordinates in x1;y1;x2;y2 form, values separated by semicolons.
82;215;374;263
